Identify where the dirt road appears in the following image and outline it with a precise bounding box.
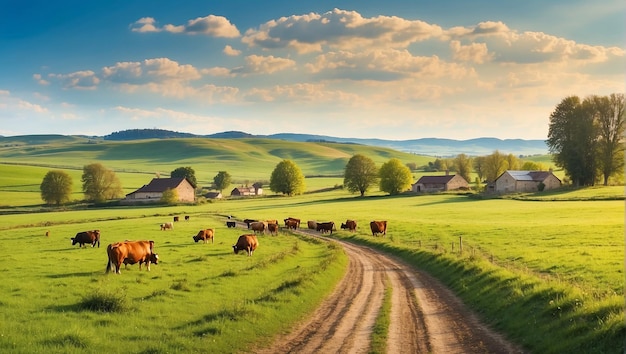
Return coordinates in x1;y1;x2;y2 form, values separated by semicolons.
258;232;526;353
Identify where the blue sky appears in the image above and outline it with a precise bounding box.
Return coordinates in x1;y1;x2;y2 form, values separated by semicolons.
1;0;624;140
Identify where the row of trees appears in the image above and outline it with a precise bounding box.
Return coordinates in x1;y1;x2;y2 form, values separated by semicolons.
40;163;123;205
547;93;624;186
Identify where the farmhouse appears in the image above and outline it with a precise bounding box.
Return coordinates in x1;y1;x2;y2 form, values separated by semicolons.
493;170;561;193
230;186;263;197
122;177;196;204
412;173;469;192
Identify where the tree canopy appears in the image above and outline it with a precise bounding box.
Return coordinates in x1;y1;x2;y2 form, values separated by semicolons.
40;170;73;206
269;159;305;196
213;171;232;193
171;166;197;188
379;158;413;195
81;163;123;203
343;154;379;196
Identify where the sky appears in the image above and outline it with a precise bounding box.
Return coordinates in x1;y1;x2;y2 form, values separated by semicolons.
1;0;624;140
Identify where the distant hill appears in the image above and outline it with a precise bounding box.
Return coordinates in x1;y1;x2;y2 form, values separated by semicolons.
8;129;549;156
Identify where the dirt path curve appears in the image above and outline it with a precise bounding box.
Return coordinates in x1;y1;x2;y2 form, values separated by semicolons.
256;229;527;354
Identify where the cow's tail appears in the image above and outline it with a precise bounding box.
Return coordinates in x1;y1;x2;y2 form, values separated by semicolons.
105;258;113;273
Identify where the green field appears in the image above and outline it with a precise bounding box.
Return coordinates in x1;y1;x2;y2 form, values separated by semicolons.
0;136;623;353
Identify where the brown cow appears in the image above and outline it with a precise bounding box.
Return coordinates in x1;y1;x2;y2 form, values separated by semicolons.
193;229;214;244
307;220;317;230
370;221;387;237
249;221;266;234
232;234;258;256
106;240;157;274
284;217;300;229
243;219;258;228
71;230;100;248
267;223;279;235
316;221;335;234
285;219;299;230
160;222;174;231
341;220;357;232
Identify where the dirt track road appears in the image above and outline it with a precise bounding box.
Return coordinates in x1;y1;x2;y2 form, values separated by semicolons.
258;231;526;354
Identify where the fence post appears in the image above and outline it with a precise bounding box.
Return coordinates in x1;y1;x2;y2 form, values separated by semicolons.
459;236;463;255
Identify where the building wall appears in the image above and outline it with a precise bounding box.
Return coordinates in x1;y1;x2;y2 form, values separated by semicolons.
542;175;562;190
494;172;516;193
175;180;196;202
446;175;469;190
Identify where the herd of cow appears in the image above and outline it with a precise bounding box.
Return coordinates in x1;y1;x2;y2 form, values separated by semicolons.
68;216;387;275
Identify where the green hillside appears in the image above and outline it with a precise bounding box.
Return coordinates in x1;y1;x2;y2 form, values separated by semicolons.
0;136;432;186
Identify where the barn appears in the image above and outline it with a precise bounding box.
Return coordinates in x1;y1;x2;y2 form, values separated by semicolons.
230;186;263;197
122;177;196;204
412;174;469;193
493;170;561;193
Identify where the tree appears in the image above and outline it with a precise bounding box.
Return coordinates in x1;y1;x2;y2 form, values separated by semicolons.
521;161;544;171
343;154;379;196
269;159;305;196
160;188;178;204
547;96;598;186
213;171;232;193
473;156;486;182
483;150;507;182
379;158;413;195
593;93;625;185
81;163;123;203
171;166;197;188
452;154;472;183
40;170;73;205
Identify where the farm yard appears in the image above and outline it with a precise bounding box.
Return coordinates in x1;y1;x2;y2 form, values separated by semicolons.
0;137;623;353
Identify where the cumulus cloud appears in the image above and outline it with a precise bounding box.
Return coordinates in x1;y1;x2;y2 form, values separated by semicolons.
223;45;241;56
49;70;100;90
450;41;493;64
131;15;240;37
231;55;296;76
102;58;202;84
242;8;443;53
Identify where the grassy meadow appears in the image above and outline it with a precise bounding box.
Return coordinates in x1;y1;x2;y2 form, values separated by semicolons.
0;136;623;353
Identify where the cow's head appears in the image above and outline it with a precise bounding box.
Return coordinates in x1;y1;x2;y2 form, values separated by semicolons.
150;253;159;264
232;245;239;254
70;238;76;245
193;236;200;242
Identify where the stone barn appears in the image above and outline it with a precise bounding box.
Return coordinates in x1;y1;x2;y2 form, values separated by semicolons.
122;177;195;204
412;174;469;192
493;170;561;193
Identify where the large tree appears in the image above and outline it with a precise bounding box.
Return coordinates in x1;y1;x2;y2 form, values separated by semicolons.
269;159;305;196
40;170;73;206
343;154;379;196
81;163;123;203
547;96;598;186
171;166;197;188
593;93;625;185
213;171;232;193
452;154;472;183
379;158;413;195
483;150;508;182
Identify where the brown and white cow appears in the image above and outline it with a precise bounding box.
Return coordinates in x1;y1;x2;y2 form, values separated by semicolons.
193;229;214;244
249;221;266;234
106;240;157;274
370;220;387;237
341;220;357;232
71;230;100;248
232;234;258;256
316;221;335;234
160;222;173;231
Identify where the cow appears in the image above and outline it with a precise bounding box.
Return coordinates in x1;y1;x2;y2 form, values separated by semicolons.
160;222;173;231
370;221;387;237
341;220;357;232
284;217;300;229
184;215;190;221
193;229;214;244
316;222;335;234
70;230;100;248
267;223;279;235
232;234;258;256
285;219;299;230
226;221;236;228
173;216;179;222
45;230;50;237
106;240;157;274
249;221;266;234
307;220;317;230
243;219;258;228
266;219;278;225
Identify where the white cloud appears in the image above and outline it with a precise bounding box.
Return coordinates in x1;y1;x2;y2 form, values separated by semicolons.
132;15;240;37
130;17;159;33
49;71;100;90
223;45;241;56
231;55;296;76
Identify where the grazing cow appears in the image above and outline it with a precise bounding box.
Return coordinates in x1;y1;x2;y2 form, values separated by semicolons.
160;222;174;231
70;230;100;248
249;221;266;234
341;220;357;232
267;223;279;235
232;234;258;256
226;221;236;228
185;215;190;221
243;219;258;228
285;219;299;230
193;229;214;244
316;222;335;234
307;220;317;230
45;230;50;237
370;221;387;237
106;240;157;274
173;216;179;222
284;217;300;229
266;219;278;225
